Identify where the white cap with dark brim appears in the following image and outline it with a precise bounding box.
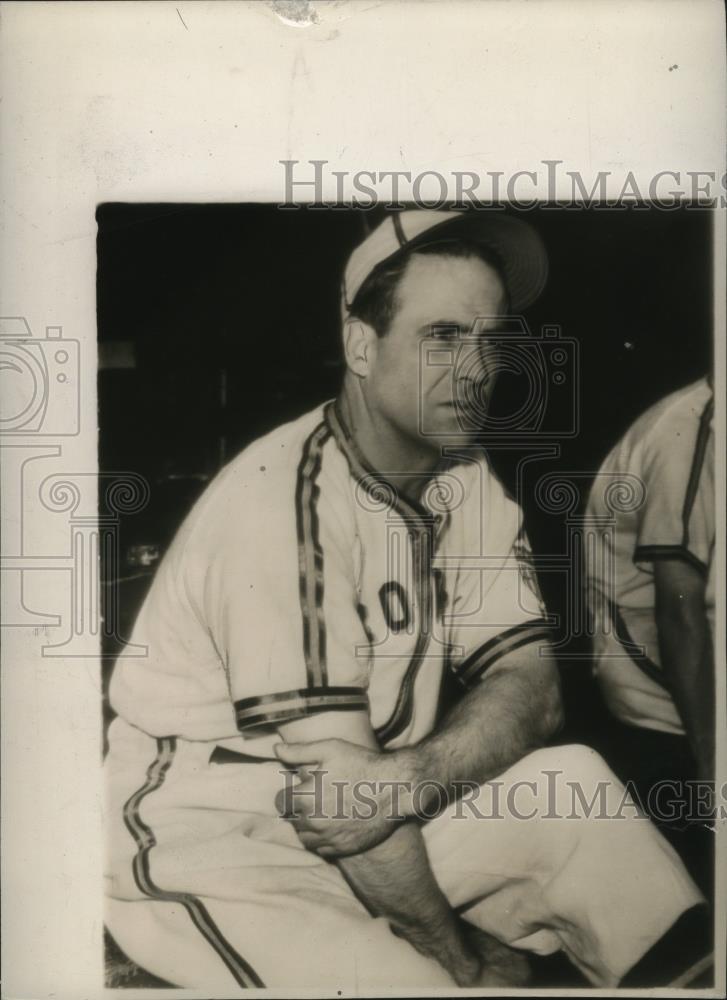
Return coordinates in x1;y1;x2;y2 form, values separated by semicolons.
342;209;548;316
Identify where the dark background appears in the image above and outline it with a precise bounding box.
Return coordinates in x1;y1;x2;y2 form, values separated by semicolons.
97;203;712;741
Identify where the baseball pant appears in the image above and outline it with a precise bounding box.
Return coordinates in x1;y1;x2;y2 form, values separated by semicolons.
104;717;702;990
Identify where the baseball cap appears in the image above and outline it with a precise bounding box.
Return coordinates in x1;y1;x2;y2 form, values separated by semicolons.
342;209;548;315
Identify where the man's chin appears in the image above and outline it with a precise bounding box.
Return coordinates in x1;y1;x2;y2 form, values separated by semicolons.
417;422;481;451
421;404;487;440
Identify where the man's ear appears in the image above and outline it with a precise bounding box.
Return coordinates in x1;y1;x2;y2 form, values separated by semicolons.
343;317;377;377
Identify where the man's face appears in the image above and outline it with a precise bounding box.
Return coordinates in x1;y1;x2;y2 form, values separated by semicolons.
365;252;507;452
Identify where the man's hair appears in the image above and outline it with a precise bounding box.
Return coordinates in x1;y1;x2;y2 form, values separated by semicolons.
349;239;510;337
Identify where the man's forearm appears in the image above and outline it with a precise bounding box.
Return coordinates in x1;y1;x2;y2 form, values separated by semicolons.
654;559;715;782
336;821;478;985
334;657;561;979
398;652;562;803
274;649;562;856
657;611;714;781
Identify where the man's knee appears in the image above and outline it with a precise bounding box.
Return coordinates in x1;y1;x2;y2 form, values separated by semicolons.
522;743;641;823
525;743;617;785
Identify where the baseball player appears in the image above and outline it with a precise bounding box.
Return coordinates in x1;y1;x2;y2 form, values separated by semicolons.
584;375;715;888
105;210;707;990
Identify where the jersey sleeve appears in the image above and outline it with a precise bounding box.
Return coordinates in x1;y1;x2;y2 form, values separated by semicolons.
634;399;714;575
203;463;371;735
446;475;552;692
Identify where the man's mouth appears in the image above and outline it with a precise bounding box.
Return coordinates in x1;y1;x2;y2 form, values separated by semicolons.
440;397;489;412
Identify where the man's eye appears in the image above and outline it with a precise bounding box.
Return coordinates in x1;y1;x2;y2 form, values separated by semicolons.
430;326;461;340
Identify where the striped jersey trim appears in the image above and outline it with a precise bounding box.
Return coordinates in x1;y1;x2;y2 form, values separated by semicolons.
452;619;552;688
681;394;713;549
633;391;713;576
634;544;707;576
295;421;331;688
325;399;441;744
122;737;264;988
325;401;433;524
235;686;369;732
374;525;435;745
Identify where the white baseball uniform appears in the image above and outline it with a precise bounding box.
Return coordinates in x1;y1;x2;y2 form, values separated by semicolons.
585;378;715;734
105;400;702;989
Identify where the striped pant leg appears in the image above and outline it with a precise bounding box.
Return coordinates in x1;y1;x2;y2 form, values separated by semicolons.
105;895;260;989
423;743;703;986
104;724;454;990
105;885;456;990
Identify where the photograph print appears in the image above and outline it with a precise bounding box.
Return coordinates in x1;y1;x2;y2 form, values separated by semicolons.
98;201;716;991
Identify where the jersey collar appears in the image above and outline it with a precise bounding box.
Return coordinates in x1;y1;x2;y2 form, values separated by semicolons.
325;399;439;525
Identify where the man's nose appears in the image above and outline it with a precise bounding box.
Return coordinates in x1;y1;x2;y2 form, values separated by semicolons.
455;355;495;390
454;370;493;414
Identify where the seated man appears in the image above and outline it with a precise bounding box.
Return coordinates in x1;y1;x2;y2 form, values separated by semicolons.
585;376;715;891
105;210;707;989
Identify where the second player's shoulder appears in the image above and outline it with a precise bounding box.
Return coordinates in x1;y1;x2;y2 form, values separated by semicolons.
635;378;712;475
628;378;710;450
595;378;710;476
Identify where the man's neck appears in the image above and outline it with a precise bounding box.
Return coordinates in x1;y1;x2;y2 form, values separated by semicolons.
337;385;441;506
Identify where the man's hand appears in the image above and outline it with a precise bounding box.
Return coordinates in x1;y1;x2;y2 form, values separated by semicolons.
273;738;415;857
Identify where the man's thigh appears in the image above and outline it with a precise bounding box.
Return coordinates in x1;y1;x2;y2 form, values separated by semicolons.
105;869;454;990
105;722;453;990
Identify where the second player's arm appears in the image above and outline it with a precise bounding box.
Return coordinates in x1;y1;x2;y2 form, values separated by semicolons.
654;558;714;782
